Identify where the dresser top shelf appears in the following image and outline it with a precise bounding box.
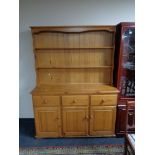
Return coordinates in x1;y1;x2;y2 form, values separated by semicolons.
31;26;116;34
31;84;119;95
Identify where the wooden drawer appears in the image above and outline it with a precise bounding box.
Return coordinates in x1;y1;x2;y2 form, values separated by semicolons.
33;96;60;107
62;95;89;106
91;95;117;106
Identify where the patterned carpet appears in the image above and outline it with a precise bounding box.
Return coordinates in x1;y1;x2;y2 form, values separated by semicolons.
19;119;124;147
20;144;124;155
19;119;125;154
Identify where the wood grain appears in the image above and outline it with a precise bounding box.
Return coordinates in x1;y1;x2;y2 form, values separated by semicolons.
62;106;89;136
34;107;61;137
90;106;116;136
31;26;118;138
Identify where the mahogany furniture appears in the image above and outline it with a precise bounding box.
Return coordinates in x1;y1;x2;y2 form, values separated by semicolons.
113;23;135;135
124;101;135;155
30;26;119;138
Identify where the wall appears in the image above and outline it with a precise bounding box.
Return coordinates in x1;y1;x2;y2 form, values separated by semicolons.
19;0;135;118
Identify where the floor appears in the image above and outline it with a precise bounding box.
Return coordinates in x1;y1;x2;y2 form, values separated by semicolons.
19;119;124;147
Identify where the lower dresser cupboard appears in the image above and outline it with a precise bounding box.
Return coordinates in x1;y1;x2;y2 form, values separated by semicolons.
32;86;119;138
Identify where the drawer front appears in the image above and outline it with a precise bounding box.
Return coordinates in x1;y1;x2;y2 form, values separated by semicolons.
91;95;117;106
33;96;60;107
62;95;89;106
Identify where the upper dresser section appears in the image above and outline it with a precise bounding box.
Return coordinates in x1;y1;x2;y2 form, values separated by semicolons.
31;26;115;49
31;26;116;86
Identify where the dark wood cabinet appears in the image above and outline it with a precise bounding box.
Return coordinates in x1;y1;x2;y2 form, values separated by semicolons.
113;22;135;135
115;104;126;135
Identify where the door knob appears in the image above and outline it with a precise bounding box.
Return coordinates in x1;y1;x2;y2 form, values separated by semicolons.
90;115;94;119
85;116;89;120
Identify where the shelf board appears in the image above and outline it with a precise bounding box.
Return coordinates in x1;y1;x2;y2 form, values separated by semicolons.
35;47;114;51
36;66;113;69
31;84;119;95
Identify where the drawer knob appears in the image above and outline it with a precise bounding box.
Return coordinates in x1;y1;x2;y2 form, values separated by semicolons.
72;100;76;103
55;117;59;120
49;59;53;64
90;115;94;119
100;99;105;105
85;116;89;120
102;99;105;102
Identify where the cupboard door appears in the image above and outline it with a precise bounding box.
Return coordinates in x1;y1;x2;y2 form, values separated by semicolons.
62;107;88;136
34;107;61;137
90;106;116;136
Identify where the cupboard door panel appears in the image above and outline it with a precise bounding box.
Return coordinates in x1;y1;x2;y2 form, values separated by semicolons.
62;107;88;136
90;106;116;136
34;107;61;137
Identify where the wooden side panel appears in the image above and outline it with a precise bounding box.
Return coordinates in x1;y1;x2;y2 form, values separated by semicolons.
35;49;113;68
90;106;116;136
33;31;114;48
37;68;112;85
34;107;61;137
62;107;88;136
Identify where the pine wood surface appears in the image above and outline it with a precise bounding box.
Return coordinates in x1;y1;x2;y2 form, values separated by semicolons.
90;106;116;136
31;84;119;95
31;26;119;138
62;106;89;136
34;107;62;137
35;49;113;68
